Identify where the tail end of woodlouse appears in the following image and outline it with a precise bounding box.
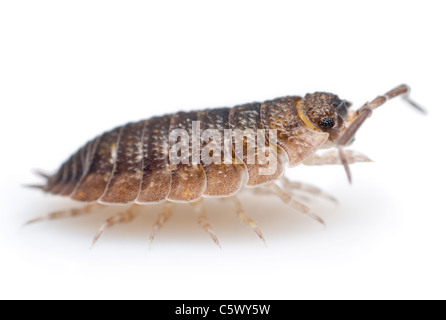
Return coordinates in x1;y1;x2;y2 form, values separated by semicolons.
32;169;52;180
22;184;46;189
23;169;52;191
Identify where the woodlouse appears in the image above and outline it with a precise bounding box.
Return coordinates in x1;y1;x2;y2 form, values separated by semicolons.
28;84;424;247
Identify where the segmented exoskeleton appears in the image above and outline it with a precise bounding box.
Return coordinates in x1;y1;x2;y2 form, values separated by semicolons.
29;84;423;247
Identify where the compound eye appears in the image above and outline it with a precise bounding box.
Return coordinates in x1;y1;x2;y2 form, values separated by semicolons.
319;117;335;129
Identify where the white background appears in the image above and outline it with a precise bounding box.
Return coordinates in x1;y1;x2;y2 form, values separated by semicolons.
1;1;445;300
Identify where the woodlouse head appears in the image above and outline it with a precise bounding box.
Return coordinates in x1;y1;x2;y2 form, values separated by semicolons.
300;92;351;142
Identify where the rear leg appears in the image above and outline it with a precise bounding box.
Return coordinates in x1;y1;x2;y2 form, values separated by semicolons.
91;205;138;248
25;203;100;225
149;202;174;248
264;183;325;226
229;196;266;246
192;200;221;249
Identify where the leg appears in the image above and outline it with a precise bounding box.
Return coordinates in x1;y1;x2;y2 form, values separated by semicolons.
337;84;425;183
148;202;174;248
91;205;138;248
265;182;325;226
249;184;311;202
303;150;372;166
192;200;221;249
229;196;266;246
26;203;99;225
280;176;338;204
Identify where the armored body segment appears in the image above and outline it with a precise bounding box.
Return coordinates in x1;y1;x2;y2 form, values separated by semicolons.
61;139;98;196
260;96;329;167
49;154;74;195
229;102;286;187
99;121;146;204
167;111;207;202
136;115;172;203
199;108;247;197
46;165;65;194
71;127;122;202
60;144;87;196
58;155;76;195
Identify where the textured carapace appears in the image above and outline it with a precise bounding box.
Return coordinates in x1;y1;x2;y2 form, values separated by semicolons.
41;94;347;204
39;84;423;204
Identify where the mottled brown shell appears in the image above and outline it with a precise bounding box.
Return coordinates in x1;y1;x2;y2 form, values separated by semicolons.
43;96;329;204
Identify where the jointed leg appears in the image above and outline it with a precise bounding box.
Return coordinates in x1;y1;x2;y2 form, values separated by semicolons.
303;150;372;166
91;205;138;248
249;184;310;202
149;202;173;248
229;196;266;245
265;183;325;226
280;176;338;204
193;200;221;249
26;203;99;225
